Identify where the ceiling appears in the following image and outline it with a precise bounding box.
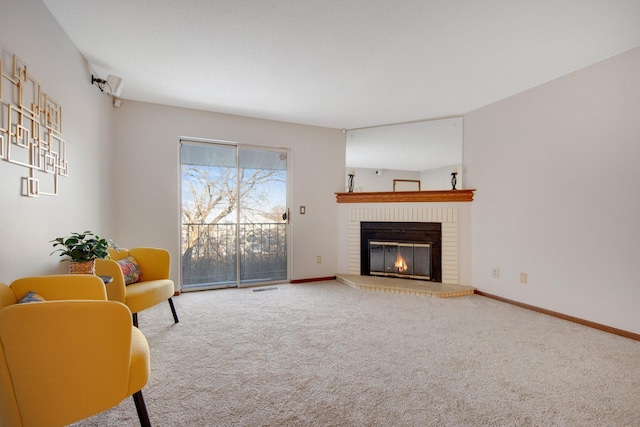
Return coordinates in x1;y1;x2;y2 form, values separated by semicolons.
42;0;640;130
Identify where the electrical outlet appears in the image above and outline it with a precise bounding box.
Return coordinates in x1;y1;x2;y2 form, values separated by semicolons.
317;256;322;263
520;273;528;284
491;267;499;279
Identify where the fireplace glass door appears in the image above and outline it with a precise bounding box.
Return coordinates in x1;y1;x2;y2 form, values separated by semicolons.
369;241;431;280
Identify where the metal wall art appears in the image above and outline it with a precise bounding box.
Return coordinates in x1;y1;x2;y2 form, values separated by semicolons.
1;55;67;197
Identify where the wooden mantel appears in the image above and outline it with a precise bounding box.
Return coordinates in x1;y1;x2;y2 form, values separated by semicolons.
335;189;475;203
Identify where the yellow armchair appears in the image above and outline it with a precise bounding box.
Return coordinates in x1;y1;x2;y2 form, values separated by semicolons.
0;275;151;426
96;247;179;328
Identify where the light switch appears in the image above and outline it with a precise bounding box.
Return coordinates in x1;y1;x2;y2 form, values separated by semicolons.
300;206;306;215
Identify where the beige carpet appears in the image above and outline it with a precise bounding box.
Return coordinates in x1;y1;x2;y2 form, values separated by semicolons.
73;281;640;426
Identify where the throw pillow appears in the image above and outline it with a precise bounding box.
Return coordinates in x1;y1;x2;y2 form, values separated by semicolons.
117;256;143;285
18;290;46;304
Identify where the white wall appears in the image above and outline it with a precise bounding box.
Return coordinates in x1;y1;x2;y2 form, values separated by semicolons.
0;0;113;282
111;101;344;287
465;46;640;333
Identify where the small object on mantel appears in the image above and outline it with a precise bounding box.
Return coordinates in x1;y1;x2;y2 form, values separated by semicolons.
335;189;475;203
451;172;458;190
347;171;355;192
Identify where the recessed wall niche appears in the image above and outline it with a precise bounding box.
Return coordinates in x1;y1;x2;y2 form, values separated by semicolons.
0;55;67;197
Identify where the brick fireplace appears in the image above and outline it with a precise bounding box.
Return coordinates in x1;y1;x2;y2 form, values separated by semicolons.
344;207;460;285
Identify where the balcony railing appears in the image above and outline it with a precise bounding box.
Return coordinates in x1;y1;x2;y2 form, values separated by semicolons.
181;222;287;288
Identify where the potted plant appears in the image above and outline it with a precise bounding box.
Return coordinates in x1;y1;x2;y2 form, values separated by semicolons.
50;231;119;274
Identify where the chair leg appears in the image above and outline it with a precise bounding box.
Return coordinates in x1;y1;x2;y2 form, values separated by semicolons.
132;312;139;328
168;297;179;324
132;390;152;427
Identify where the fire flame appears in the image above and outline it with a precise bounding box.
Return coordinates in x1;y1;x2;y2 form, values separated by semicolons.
395;253;407;272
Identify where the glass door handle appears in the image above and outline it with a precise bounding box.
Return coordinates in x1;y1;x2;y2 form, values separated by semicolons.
282;209;290;224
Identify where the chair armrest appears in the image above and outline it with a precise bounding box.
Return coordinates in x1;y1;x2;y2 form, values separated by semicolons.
128;327;151;395
95;259;127;303
10;275;107;301
0;300;143;426
130;247;171;280
0;283;17;309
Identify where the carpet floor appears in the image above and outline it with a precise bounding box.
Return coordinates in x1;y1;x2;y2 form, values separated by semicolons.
73;281;640;426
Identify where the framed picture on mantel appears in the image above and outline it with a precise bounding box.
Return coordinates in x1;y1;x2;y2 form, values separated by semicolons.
393;179;421;192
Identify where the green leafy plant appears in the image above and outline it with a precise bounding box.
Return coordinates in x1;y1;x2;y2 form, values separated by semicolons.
50;231;119;262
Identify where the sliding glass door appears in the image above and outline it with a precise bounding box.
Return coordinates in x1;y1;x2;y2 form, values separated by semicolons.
180;140;289;290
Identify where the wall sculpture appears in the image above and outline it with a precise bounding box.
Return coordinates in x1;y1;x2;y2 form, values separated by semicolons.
0;55;67;197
